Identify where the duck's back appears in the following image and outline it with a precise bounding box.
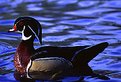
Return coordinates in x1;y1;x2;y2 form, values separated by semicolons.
33;46;88;60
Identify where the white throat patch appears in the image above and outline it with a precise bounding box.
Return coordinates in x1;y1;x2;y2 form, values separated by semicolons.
22;26;32;40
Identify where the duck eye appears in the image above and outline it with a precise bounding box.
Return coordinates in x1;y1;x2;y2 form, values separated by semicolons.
18;22;24;26
16;21;24;31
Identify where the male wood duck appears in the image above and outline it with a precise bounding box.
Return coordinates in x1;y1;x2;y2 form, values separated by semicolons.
8;17;109;81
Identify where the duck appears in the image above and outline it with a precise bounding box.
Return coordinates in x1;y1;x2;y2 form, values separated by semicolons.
8;17;109;81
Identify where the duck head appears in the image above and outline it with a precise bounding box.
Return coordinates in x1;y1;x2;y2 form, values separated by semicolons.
9;17;42;44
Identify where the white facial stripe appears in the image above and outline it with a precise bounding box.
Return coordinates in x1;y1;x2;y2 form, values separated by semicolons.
22;26;32;40
28;25;40;44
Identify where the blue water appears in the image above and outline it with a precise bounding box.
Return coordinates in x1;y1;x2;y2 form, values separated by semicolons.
0;0;121;82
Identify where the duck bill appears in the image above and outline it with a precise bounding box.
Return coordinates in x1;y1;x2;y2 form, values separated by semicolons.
8;24;17;32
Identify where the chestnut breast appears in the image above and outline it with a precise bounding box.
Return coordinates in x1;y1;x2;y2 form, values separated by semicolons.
14;41;34;74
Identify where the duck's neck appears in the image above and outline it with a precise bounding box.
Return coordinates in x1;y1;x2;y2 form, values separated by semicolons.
20;40;35;52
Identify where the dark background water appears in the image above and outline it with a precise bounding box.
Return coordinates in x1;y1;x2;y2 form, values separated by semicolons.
0;0;121;82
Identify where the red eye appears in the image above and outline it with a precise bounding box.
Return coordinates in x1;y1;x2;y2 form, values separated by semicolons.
19;22;24;26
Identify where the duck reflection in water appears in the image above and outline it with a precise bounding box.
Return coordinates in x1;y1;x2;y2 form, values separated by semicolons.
8;17;110;82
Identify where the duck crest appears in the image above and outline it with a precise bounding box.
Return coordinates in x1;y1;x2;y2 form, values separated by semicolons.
28;25;41;45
